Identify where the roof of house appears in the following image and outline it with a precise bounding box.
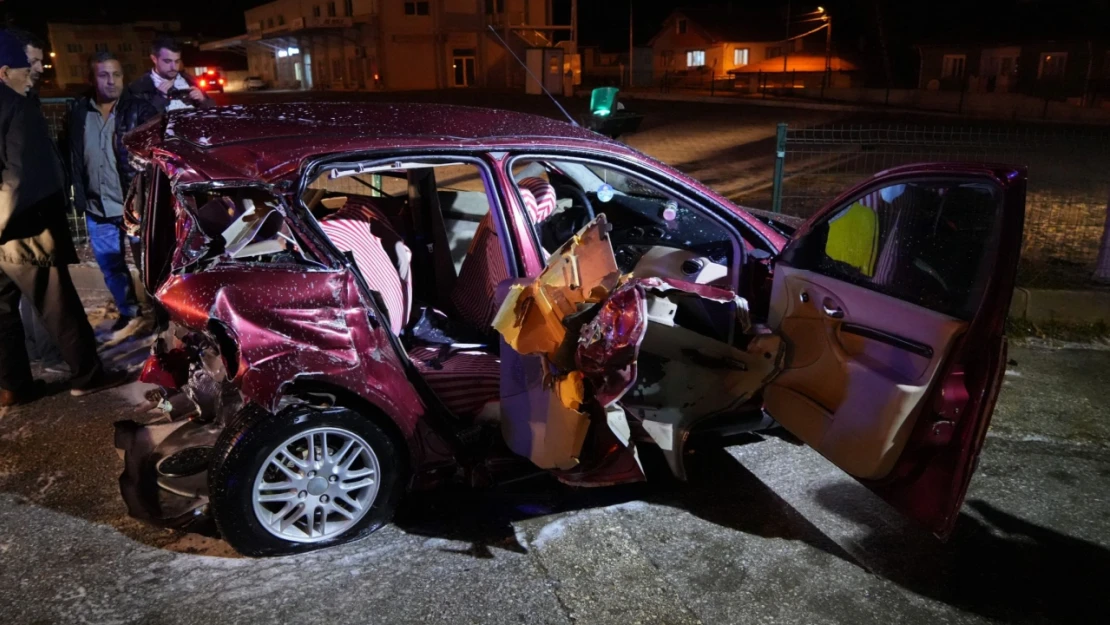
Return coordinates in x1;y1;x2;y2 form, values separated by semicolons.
650;7;789;45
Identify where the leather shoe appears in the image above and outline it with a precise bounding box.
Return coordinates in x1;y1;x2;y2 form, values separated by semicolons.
0;380;45;407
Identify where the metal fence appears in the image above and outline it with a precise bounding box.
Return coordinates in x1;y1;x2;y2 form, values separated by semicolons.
40;97;90;248
768;122;1110;287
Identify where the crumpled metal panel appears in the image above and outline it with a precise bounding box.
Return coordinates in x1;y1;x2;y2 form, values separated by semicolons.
576;281;647;408
494;214;785;482
155;267;426;435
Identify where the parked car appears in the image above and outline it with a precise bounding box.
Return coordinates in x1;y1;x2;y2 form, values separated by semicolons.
116;102;1026;557
245;76;266;91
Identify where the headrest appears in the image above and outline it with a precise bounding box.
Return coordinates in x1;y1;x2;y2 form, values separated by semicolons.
518;177;557;223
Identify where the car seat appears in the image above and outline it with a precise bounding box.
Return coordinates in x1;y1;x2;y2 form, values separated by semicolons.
449;177;557;331
319;199;413;335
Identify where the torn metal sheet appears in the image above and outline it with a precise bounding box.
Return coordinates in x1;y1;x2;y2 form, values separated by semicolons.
494;214;784;481
493;215;622;361
624;323;785;479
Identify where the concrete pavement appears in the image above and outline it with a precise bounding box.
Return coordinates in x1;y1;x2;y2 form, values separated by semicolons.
0;342;1106;625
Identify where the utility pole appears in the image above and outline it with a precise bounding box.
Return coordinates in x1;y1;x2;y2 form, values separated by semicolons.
783;0;791;74
824;14;832;89
629;0;634;88
571;0;578;52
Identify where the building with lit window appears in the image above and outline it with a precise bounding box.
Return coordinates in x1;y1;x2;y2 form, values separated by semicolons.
47;21;183;89
203;0;576;91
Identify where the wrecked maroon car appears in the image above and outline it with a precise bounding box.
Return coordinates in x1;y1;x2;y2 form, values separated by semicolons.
114;102;1026;557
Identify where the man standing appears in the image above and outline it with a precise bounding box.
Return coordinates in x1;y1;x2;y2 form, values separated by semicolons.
68;51;158;343
127;36;213;113
7;29;66;371
0;30;126;406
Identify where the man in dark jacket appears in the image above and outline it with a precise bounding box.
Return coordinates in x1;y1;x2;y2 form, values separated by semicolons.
0;30;127;406
9;28;65;371
126;35;213;114
67;51;159;343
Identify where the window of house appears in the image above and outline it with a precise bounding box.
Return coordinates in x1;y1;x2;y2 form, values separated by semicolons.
124;63;137;75
345;0;354;15
677;19;688;34
405;1;430;15
94;43;109;52
277;15;285;25
66;43;81;53
734;48;749;66
267;17;274;28
686;50;705;67
1038;52;1067;79
765;46;783;59
332;59;343;79
313;5;321;17
327;2;336;17
70;66;83;77
784;180;1002;320
942;54;966;78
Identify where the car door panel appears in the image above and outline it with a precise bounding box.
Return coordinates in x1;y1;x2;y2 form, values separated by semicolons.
766;265;967;480
764;165;1025;537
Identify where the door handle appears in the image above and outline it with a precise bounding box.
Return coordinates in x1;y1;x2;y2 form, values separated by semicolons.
822;298;844;319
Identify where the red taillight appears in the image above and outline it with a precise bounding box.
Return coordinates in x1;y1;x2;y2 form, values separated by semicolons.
218;78;225;85
199;79;207;87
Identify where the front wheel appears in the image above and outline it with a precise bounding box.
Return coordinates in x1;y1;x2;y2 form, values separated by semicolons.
209;405;404;557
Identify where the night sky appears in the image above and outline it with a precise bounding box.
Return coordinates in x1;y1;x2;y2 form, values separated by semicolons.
5;0;1107;87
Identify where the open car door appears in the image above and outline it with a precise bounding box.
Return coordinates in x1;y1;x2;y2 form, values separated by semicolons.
763;163;1026;538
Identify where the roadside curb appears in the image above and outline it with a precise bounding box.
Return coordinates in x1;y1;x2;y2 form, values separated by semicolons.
1009;288;1110;324
610;90;1110;126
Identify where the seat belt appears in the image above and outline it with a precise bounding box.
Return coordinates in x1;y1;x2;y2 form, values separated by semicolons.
408;169;457;312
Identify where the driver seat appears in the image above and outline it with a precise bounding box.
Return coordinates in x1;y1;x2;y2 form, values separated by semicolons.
449;177;557;330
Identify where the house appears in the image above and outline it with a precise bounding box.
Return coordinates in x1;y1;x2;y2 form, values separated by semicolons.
648;7;799;84
579;45;653;87
917;40;1109;102
202;0;573;91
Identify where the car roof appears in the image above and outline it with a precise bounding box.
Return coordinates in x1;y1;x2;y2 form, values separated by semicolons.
144;101;629;182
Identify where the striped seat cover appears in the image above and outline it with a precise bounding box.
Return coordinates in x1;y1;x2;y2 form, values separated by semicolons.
408;345;501;418
320;199;412;335
449;177;557;330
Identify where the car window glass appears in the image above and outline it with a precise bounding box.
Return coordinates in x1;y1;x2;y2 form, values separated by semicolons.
788;180;1001;319
510;158;736;289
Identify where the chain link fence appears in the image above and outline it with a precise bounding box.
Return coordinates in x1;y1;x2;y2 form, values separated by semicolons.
770;123;1110;287
40;97;90;248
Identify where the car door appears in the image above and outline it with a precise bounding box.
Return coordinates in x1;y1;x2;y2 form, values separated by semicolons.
763;163;1026;538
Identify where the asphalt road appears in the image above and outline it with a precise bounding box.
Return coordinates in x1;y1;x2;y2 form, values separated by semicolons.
1;333;1107;625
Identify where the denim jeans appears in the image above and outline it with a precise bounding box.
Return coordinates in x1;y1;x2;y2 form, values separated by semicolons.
86;213;140;318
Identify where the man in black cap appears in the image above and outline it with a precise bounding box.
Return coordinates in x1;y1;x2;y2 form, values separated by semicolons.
0;30;127;406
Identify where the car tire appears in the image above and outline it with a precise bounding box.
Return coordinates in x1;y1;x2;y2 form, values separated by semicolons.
208;405;404;557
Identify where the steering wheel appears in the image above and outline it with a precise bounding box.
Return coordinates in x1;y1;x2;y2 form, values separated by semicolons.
538;184;597;251
553;184;595;222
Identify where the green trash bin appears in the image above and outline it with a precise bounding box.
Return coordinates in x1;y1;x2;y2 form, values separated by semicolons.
590;87;619;117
